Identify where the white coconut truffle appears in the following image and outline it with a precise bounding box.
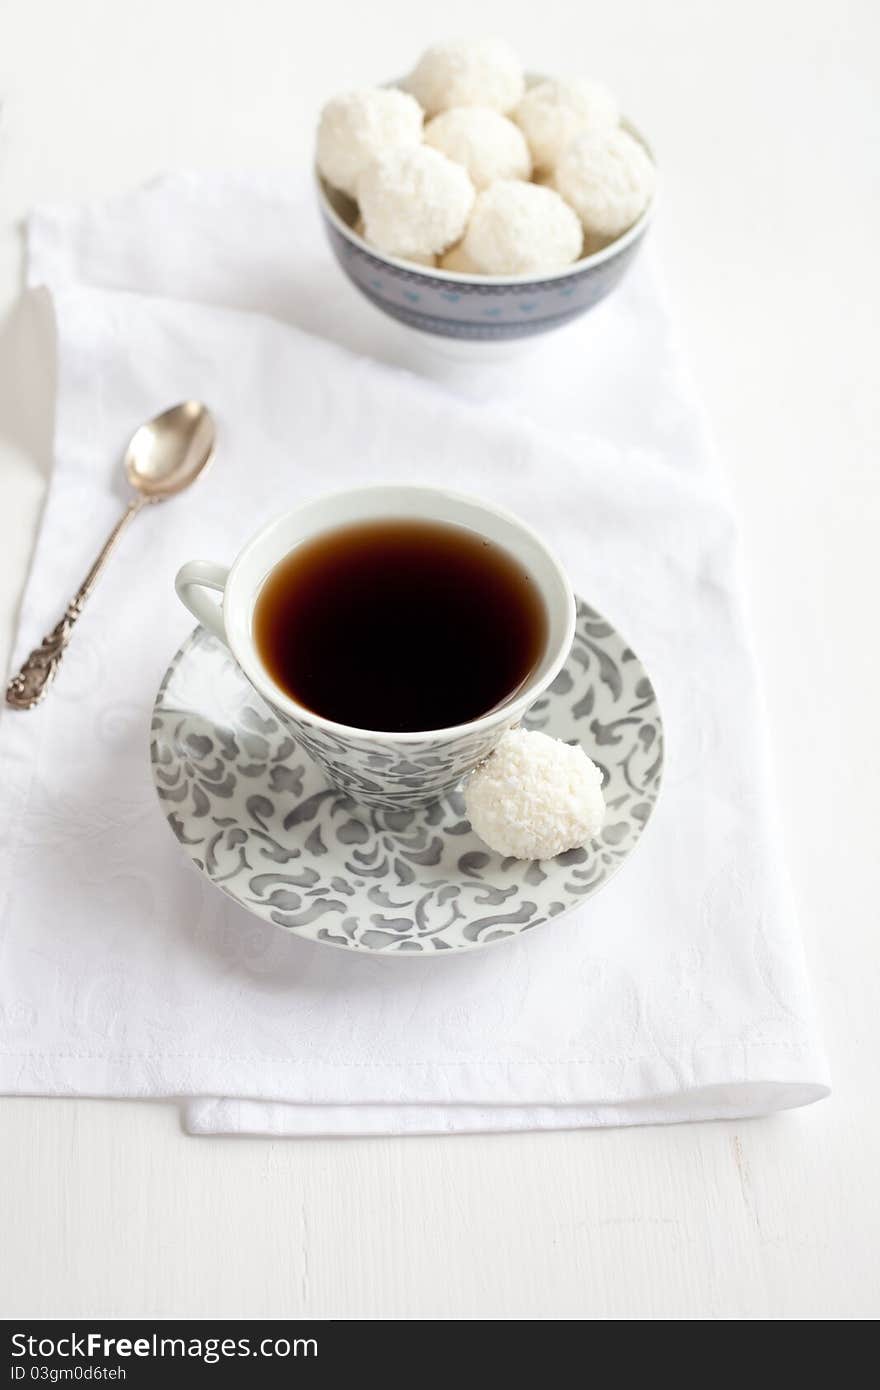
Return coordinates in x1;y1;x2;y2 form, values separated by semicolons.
554;127;655;239
405;38;525;117
462;179;582;274
464;728;605;860
424;107;531;190
354;215;437;266
316;87;423;197
513;77;618;172
357;146;475;257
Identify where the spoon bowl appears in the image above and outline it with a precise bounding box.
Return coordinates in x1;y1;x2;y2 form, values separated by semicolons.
125;400;216;499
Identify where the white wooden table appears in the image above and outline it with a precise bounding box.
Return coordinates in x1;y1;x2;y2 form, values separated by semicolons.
1;0;878;1320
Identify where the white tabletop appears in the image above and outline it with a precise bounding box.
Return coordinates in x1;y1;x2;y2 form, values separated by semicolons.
1;0;878;1320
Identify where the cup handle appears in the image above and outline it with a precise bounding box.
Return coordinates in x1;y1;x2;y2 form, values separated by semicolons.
175;560;230;644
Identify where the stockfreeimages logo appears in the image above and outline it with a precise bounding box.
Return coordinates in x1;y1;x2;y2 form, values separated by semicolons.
10;1332;317;1368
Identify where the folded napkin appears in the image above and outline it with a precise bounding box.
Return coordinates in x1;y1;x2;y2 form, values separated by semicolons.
0;173;828;1135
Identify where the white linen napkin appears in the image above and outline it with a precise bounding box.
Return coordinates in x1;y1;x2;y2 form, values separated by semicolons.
0;173;828;1136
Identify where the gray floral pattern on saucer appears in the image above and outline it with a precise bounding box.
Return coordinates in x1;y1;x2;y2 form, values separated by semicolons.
150;599;663;955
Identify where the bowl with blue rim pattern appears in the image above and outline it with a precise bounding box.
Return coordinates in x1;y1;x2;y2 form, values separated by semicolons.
315;111;656;348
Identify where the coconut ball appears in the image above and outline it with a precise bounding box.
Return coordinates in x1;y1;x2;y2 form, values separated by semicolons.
462;179;582;274
554;127;655;239
513;78;618;173
405;38;524;117
316;87;423;198
424;107;531;190
357;146;475;257
464;728;605;860
354;215;437;267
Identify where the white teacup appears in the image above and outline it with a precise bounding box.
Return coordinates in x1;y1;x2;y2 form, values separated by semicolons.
175;485;575;810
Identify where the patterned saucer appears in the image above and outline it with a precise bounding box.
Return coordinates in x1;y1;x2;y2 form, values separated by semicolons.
149;600;664;956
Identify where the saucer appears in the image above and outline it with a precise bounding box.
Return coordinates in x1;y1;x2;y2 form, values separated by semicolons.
150;599;664;955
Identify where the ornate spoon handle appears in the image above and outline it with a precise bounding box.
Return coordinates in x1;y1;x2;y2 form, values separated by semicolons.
5;497;147;710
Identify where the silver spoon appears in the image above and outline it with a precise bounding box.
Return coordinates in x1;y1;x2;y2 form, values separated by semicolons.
6;401;216;710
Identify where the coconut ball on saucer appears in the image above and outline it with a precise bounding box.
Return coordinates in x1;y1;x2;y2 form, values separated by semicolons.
316;87;424;197
554;126;656;239
464;728;606;861
513;77;618;173
462;179;583;274
424;106;531;189
405;38;525;116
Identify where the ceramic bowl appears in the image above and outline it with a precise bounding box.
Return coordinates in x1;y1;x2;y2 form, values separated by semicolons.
315;106;655;346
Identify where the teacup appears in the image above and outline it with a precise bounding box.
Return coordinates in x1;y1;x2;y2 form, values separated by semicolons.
175;485;575;810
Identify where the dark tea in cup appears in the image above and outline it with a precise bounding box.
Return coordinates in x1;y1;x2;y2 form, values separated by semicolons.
252;517;548;733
